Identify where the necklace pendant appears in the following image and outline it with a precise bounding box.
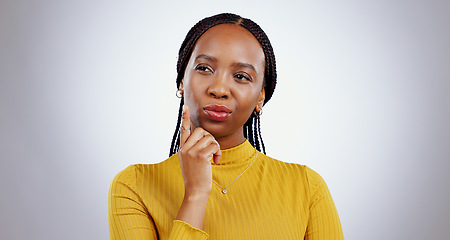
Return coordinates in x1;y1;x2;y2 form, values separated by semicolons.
222;188;227;194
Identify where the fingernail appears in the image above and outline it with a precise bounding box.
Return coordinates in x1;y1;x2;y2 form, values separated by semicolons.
182;105;186;114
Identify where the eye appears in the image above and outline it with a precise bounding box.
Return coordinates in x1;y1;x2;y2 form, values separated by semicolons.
195;64;213;73
234;73;251;82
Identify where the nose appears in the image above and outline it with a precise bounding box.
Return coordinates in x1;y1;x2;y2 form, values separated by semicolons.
207;73;230;99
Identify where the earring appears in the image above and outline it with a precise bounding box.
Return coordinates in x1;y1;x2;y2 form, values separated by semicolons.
254;108;263;117
176;89;183;98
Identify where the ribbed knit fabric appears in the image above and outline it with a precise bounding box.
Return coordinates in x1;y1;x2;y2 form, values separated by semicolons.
108;140;344;239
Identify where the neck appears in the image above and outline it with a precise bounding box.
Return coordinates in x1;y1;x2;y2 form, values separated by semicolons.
215;131;246;150
211;138;255;165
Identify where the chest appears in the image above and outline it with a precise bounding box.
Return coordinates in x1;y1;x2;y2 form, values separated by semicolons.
144;162;310;239
202;185;308;239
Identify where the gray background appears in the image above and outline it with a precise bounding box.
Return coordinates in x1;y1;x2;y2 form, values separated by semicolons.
1;0;449;239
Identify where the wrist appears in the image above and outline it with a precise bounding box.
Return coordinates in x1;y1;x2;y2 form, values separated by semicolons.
184;189;210;202
177;190;210;230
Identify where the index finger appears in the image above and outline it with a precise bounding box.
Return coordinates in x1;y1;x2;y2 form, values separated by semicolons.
179;105;191;148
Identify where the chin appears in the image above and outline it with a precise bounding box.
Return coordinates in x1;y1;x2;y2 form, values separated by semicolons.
199;120;232;138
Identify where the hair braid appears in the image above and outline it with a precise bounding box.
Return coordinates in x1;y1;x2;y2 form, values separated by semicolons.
243;121;249;140
253;116;260;151
245;116;255;150
169;99;184;156
256;115;266;153
169;13;276;156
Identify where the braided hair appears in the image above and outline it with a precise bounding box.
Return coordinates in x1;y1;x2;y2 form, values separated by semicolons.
169;13;277;156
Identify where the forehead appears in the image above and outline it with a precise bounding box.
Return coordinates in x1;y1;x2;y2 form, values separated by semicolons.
191;24;265;69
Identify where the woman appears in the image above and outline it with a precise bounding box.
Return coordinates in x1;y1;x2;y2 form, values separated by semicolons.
108;13;344;239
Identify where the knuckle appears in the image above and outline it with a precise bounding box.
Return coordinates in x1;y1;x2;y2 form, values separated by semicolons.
198;127;207;133
204;131;212;137
179;148;186;155
187;150;196;158
208;135;217;143
199;152;211;160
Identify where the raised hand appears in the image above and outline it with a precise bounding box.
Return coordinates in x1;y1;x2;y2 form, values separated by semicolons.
178;105;221;196
176;105;221;229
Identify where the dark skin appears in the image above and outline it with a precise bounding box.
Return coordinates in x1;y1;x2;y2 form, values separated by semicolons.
176;24;266;229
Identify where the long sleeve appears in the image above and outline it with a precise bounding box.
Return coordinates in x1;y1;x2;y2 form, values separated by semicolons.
304;166;344;240
108;165;209;240
108;141;344;239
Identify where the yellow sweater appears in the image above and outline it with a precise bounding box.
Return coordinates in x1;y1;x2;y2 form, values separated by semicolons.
108;140;344;239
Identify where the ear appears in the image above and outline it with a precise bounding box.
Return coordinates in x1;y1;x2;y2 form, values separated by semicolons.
256;88;265;112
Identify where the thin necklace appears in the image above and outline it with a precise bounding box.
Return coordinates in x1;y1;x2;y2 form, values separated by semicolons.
212;150;258;194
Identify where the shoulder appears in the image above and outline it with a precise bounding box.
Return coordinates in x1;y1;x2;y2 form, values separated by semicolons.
133;154;180;175
259;153;310;177
110;154;181;186
259;154;329;191
110;164;137;188
301;166;330;195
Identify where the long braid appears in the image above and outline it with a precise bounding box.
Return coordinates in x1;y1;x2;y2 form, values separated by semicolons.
253;116;260;152
256;115;266;154
169;99;184;156
245;116;255;150
169;13;277;156
243;121;249;140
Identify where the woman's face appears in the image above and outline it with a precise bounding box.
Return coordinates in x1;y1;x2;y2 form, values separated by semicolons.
181;24;265;142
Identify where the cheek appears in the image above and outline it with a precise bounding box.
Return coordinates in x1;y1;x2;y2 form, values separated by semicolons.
182;71;198;103
236;89;260;115
184;79;204;105
182;79;205;125
183;94;200;126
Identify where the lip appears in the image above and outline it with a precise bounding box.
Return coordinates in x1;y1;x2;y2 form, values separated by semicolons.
203;104;232;121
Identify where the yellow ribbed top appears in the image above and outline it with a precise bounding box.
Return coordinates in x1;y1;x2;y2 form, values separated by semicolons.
108;140;344;239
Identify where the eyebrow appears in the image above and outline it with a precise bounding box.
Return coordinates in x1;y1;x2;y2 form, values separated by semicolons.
195;54;257;73
232;62;257;73
195;54;217;62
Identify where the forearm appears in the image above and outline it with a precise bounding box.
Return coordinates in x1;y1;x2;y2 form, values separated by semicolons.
176;191;210;230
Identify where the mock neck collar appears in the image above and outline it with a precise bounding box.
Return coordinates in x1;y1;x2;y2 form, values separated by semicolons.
211;139;256;165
